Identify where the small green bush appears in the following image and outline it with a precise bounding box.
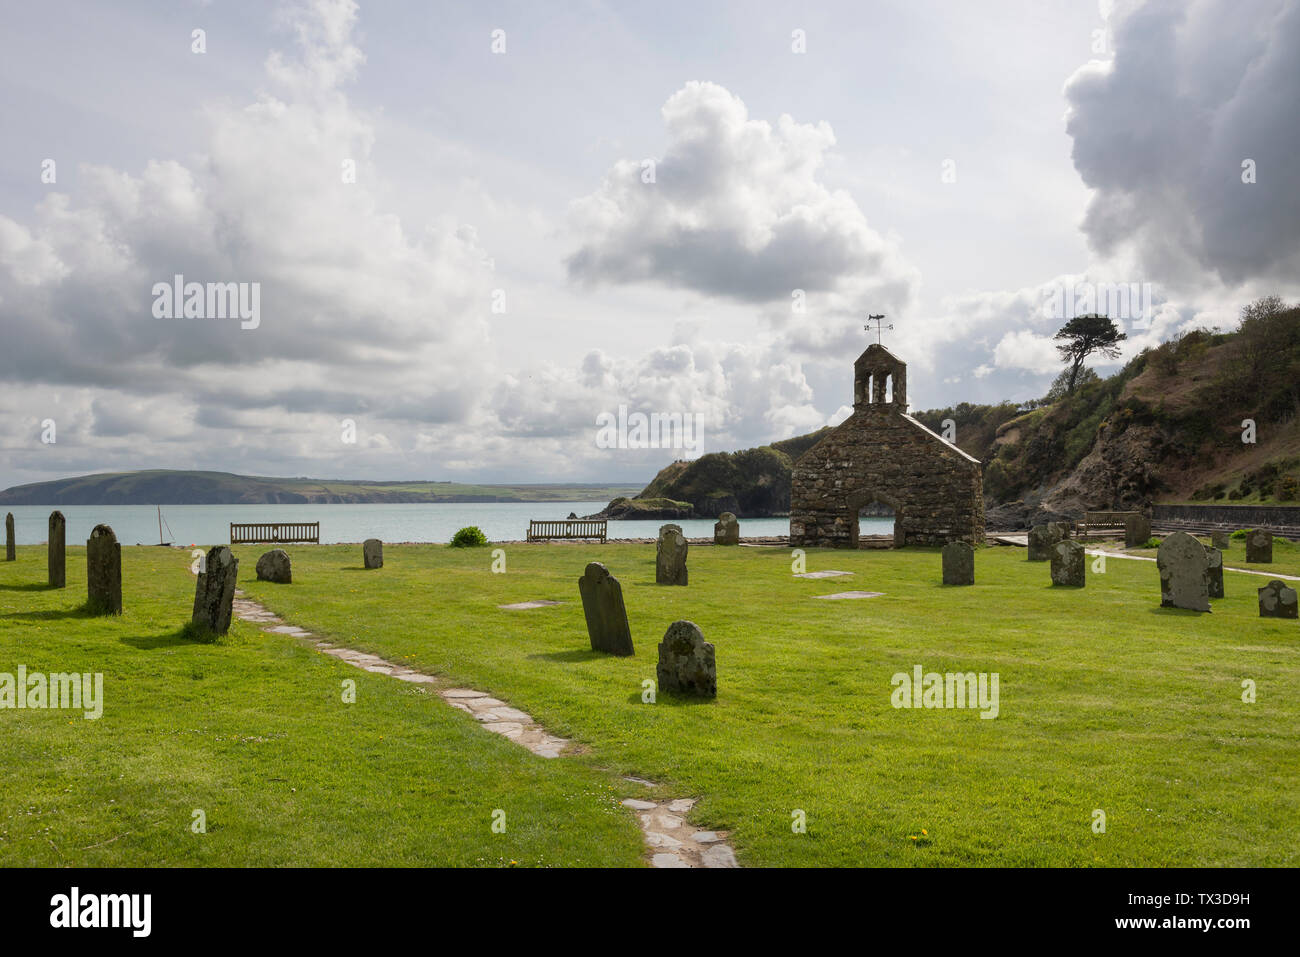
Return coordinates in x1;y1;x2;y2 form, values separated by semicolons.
1143;537;1162;548
1231;529;1249;540
450;526;489;548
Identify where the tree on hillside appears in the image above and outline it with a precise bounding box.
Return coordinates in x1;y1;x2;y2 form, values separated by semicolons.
1053;314;1126;394
1045;366;1100;402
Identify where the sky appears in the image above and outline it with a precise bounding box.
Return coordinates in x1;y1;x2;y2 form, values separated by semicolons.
1;0;1298;488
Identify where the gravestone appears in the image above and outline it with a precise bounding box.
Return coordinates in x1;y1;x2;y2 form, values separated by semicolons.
656;524;688;585
941;541;974;585
1050;540;1085;587
1157;531;1210;612
656;620;716;699
1211;530;1231;550
1124;513;1151;548
48;511;66;588
578;562;634;656
85;524;122;615
1205;547;1224;600
192;545;239;634
1258;580;1297;619
1027;523;1060;561
713;512;740;546
1052;521;1073;540
363;538;383;569
255;549;292;584
4;512;13;561
1245;529;1273;563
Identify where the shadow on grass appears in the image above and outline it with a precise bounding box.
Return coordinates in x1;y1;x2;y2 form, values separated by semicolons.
1148;606;1211;616
0;581;58;592
122;621;223;649
624;690;716;707
1;604;97;622
528;649;614;663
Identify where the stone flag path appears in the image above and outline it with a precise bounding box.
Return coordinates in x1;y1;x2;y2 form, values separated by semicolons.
1084;548;1300;581
230;591;737;868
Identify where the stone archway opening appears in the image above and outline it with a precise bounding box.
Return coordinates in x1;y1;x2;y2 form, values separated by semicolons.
848;491;903;548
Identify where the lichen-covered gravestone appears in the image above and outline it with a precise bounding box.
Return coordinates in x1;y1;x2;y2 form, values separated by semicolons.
941;541;974;585
4;512;13;561
256;548;292;584
1245;529;1273;563
656;524;688;585
1205;547;1224;600
1211;530;1231;550
192;545;239;635
1050;540;1085;587
86;524;122;615
1258;580;1298;619
713;512;740;546
1027;523;1060;561
48;510;66;588
363;538;383;569
656;620;716;699
1157;531;1210;612
578;562;634;656
1124;513;1151;548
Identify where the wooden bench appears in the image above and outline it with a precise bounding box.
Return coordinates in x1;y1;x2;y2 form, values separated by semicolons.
230;522;320;545
1074;511;1140;540
526;519;607;543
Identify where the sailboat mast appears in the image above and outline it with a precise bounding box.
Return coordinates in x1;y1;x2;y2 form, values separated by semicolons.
158;505;163;545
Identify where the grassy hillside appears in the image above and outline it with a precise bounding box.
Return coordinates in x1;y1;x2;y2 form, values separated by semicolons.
0;470;639;506
622;301;1300;520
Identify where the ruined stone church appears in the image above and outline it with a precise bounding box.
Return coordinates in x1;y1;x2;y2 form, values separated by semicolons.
789;344;985;547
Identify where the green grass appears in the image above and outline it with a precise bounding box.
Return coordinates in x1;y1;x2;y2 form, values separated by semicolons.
227;541;1300;868
1126;535;1300;579
4;540;1297;867
0;546;643;866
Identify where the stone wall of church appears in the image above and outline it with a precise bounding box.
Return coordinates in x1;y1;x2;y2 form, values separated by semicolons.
789;408;985;547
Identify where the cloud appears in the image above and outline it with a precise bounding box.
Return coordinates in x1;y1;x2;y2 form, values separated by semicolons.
1065;0;1300;288
564;82;918;320
0;0;495;443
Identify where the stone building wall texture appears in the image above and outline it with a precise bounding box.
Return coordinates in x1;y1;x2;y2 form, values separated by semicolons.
789;345;985;548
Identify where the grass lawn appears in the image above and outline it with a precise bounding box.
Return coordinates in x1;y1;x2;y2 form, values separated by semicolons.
0;546;643;866
3;539;1297;867
1124;535;1300;580
226;540;1299;868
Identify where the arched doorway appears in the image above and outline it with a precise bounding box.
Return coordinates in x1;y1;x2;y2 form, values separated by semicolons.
846;489;904;548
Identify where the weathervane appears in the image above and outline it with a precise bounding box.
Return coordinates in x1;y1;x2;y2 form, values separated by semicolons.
864;314;892;344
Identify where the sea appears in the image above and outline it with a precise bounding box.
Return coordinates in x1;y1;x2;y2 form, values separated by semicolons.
0;502;895;546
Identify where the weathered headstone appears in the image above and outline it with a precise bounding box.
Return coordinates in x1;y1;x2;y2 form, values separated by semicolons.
1210;530;1231;550
1205;547;1224;600
656;524;688;585
1124;513;1151;548
1052;521;1073;540
941;541;974;585
1258;580;1298;619
85;524;122;615
363;538;383;569
1245;529;1273;563
48;511;65;588
255;549;292;584
1157;531;1210;612
1027;523;1060;561
578;562;633;656
191;545;239;635
656;620;716;699
1050;539;1085;587
713;512;740;546
4;512;13;561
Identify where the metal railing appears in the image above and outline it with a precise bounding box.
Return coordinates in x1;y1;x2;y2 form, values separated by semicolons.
230;522;320;544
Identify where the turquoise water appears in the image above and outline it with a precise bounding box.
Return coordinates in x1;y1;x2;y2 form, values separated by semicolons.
0;503;894;546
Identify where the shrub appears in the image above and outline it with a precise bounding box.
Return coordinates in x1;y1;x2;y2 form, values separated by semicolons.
1279;475;1300;501
450;526;489;548
1143;537;1162;549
